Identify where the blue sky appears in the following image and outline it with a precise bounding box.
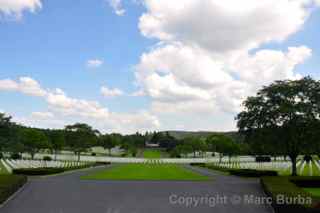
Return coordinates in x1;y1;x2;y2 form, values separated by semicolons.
0;0;319;133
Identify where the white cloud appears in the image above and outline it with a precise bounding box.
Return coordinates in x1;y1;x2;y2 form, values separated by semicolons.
0;0;42;19
134;0;317;130
130;90;145;97
31;111;54;119
0;77;46;97
87;59;104;68
101;86;124;97
0;77;159;133
107;0;125;16
139;0;315;53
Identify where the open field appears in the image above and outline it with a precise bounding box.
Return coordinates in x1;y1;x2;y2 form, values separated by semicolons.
143;150;162;159
82;163;211;181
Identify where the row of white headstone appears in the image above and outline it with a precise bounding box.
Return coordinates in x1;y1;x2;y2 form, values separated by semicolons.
0;159;89;174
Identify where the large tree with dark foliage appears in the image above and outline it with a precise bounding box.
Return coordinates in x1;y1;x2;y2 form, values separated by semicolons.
0;113;14;153
237;77;320;176
20;128;49;159
47;130;66;160
65;123;99;161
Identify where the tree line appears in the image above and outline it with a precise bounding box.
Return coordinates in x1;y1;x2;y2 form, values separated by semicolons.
0;115;246;160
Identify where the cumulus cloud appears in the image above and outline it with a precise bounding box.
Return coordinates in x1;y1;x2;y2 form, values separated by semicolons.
107;0;125;16
0;77;46;97
86;59;104;68
101;86;124;97
0;77;160;133
134;0;317;130
139;0;314;53
0;0;42;19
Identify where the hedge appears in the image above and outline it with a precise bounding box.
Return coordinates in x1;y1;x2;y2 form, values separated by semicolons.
261;176;320;213
228;169;277;177
192;163;278;177
0;175;27;204
13;168;65;176
12;162;108;176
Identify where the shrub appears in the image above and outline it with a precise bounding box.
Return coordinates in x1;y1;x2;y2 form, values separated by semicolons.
255;156;271;162
197;164;278;177
190;163;206;167
0;175;27;204
43;156;52;161
290;177;320;188
228;169;278;177
261;176;320;212
13;168;65;176
10;153;22;160
304;155;313;163
95;162;111;165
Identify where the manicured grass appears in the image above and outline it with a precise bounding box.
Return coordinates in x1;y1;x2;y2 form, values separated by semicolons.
82;164;211;181
304;188;320;197
143;150;162;159
261;176;320;210
0;161;10;175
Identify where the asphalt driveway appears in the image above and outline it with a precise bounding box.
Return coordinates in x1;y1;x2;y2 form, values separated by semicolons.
0;165;273;213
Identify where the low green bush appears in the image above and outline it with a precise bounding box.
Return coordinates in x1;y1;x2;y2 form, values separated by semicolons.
194;164;278;177
255;156;271;162
13;168;65;176
10;153;22;160
190;163;206;167
261;176;320;212
290;177;320;188
43;156;52;161
95;162;111;165
0;175;27;204
229;169;278;177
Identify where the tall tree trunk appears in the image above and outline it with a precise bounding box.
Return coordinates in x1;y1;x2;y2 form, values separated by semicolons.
54;150;57;161
77;152;81;162
290;155;298;176
219;153;223;164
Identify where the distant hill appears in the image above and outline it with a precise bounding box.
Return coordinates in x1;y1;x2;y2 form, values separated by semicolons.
162;130;242;142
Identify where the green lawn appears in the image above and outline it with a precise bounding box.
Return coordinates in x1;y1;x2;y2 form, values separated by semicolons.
304;188;320;197
143;150;162;159
82;164;211;181
0;161;10;175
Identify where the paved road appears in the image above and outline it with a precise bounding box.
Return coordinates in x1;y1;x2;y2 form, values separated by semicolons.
1;165;273;213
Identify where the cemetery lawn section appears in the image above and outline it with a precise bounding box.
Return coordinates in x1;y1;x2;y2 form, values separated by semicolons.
143;150;162;159
304;188;320;197
0;161;10;174
82;164;211;181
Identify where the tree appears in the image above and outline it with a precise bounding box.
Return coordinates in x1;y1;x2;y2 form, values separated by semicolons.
20;128;49;159
237;77;320;176
100;134;118;156
47;130;65;160
0;113;15;153
206;134;237;163
65;123;99;161
184;137;202;157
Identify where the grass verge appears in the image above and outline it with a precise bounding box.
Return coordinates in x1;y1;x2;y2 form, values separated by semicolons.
261;176;320;212
0;175;27;204
82;164;211;181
